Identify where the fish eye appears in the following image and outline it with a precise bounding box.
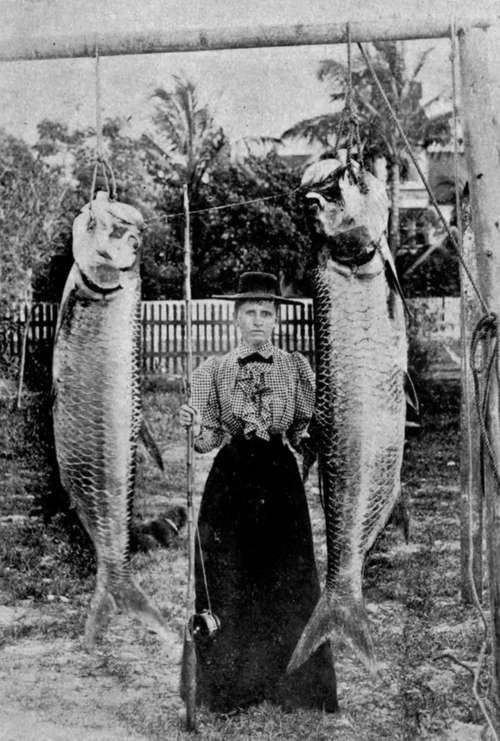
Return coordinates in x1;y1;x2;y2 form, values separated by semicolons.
110;224;128;239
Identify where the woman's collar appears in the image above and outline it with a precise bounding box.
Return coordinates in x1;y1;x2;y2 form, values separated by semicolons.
237;340;274;359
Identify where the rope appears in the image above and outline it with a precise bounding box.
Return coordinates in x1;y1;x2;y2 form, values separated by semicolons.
344;22;354;168
471;315;500;488
95;44;103;162
451;24;498;739
159;188;300;221
357;41;489;316
331;24;367;192
196;527;213;616
89;41;118;207
432;28;499;738
358;29;499;735
470;312;500;741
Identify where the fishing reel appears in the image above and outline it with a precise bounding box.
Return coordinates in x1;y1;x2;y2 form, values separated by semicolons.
188;609;221;639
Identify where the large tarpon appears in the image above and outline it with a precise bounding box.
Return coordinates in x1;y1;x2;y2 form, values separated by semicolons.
288;160;407;672
52;191;169;648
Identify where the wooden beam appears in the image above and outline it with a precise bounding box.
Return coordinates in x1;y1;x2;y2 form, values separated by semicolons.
0;15;497;62
459;193;483;605
459;24;500;722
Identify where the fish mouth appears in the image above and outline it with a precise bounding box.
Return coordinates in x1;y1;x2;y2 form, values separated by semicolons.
83;264;122;292
319;226;377;266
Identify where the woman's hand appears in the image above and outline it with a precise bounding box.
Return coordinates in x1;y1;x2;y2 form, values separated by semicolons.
179;404;201;436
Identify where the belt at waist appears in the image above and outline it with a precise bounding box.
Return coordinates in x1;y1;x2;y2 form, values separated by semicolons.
229;432;286;449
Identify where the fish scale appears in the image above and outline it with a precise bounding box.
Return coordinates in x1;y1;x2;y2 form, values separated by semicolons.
288;253;406;672
53;195;169;648
55;285;138;576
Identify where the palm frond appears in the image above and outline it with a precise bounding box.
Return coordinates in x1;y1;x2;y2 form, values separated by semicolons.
282;113;343;147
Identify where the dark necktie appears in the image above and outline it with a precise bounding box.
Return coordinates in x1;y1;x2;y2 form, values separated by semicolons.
238;353;274;366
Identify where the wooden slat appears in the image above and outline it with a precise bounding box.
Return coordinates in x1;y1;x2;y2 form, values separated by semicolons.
1;297;463;378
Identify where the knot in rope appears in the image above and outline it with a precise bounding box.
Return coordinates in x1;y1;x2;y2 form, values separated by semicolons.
88;40;118;209
332;23;368;194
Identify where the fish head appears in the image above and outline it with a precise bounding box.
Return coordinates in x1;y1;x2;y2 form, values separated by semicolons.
72;192;144;293
301;159;389;266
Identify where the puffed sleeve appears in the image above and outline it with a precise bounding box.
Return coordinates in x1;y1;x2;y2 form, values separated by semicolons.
287;352;316;451
191;356;225;453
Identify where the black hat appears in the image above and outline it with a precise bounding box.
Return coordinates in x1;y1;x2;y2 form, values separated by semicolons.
212;272;301;304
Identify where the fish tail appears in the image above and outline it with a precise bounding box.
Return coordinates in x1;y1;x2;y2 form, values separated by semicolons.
115;577;170;640
287;590;376;674
83;573;169;650
84;583;116;650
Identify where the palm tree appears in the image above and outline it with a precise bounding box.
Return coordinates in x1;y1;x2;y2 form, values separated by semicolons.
145;76;226;199
283;42;452;254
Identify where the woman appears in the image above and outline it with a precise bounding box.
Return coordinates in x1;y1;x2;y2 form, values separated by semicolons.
180;272;337;714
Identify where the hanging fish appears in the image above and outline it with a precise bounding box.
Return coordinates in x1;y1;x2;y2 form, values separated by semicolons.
52;191;169;648
288;160;407;673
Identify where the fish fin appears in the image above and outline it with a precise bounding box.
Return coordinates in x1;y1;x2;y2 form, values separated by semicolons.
83;586;116;651
379;237;411;320
115;577;170;641
405;372;419;415
52;271;85;408
287;591;375;674
388;489;411;544
139;418;164;471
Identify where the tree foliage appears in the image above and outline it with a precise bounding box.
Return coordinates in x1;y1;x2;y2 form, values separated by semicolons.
283;42;453;255
0;131;67;309
284;42;451;164
8;97;311;302
0;72;455;309
148;76;227;196
130;153;309;300
190;154;310;297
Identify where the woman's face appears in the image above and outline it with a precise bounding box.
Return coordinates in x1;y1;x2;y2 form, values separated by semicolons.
235;300;277;349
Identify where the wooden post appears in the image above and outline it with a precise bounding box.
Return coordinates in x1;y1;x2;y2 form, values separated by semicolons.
459;193;483;604
181;184;198;733
459;24;500;718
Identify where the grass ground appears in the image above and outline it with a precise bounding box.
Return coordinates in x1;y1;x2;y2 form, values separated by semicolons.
0;384;491;740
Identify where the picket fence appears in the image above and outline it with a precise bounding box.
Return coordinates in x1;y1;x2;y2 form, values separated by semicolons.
0;297;461;378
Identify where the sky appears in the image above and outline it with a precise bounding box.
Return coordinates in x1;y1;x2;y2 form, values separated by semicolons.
0;0;499;145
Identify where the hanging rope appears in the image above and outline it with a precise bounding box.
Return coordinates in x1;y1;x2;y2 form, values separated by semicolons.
427;25;499;739
356;30;499;737
333;24;367;191
95;43;103;163
357;40;489;316
469;312;500;741
89;41;118;207
449;21;495;734
196;527;214;616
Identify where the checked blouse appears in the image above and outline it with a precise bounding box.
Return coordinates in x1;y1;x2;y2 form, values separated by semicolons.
191;340;315;453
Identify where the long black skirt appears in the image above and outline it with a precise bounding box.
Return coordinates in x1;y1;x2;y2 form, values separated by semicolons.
194;435;338;713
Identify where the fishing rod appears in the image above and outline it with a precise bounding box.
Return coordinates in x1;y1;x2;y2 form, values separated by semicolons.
181;182;197;733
